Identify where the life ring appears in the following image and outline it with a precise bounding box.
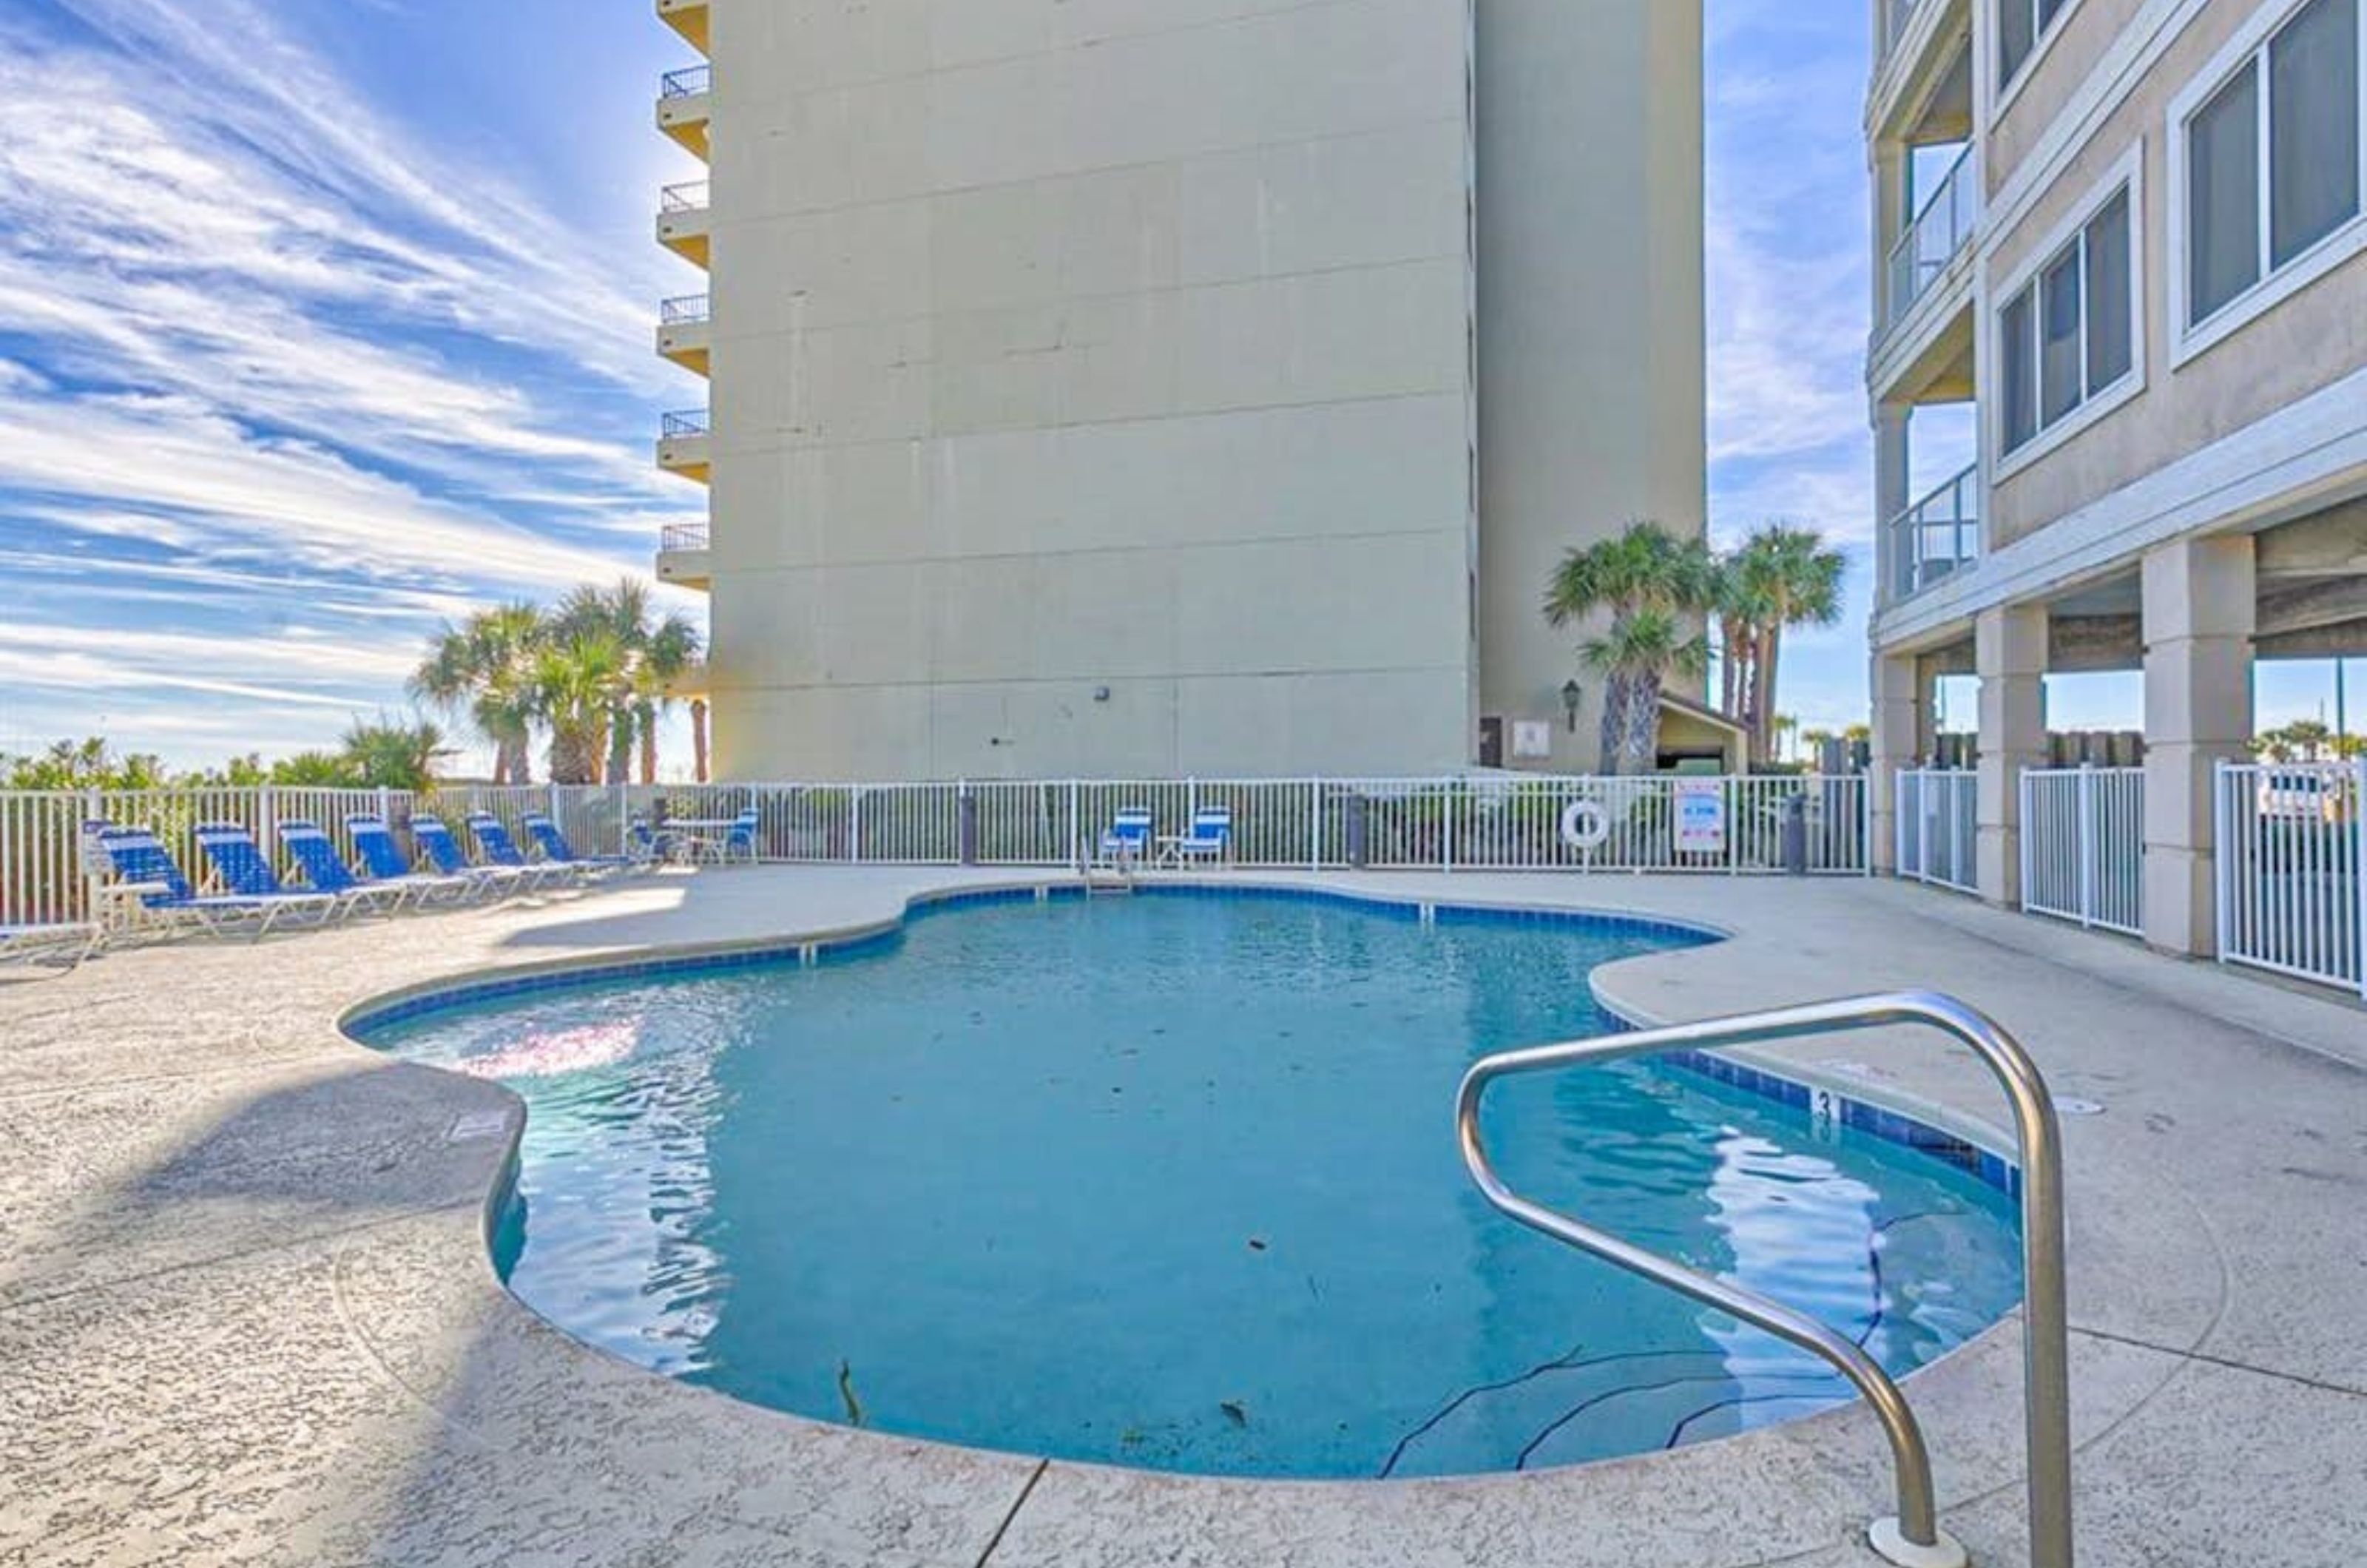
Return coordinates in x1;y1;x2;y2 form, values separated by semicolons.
1559;799;1610;851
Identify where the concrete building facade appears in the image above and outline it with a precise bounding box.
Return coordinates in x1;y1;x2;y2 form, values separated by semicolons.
1865;0;2367;954
651;0;1704;782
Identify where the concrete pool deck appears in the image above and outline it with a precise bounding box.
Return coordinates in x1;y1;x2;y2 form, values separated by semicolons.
1;867;2360;1567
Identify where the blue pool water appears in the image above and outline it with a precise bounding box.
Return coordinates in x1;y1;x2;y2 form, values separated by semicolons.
359;891;2023;1479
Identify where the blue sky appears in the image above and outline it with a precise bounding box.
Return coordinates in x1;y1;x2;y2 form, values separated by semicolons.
0;0;2351;772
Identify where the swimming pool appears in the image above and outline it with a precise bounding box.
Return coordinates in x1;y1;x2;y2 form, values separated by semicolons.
357;888;2023;1480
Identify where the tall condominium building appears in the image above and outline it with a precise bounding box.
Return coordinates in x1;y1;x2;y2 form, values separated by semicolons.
649;0;1706;781
1866;0;2366;955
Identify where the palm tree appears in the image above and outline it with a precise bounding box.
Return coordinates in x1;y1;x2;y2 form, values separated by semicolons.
532;629;629;786
1729;525;1846;766
550;580;704;784
339;716;453;791
410;604;546;785
1544;521;1716;774
1581;607;1712;775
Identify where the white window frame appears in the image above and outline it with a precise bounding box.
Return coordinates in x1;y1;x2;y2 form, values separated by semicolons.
1990;145;2147;484
2167;0;2367;367
1993;0;2085;120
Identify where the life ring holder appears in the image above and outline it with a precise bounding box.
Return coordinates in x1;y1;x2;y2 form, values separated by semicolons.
1559;798;1610;851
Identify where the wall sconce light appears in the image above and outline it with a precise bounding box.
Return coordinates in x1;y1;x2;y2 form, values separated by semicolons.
1561;680;1584;732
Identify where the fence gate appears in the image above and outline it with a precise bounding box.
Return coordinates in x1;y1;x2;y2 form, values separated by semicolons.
2215;760;2365;998
2019;768;2144;937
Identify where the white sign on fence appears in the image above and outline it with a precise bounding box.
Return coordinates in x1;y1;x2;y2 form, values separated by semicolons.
1673;780;1727;855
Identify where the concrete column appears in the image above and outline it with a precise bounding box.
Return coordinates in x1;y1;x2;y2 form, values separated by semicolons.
1868;648;1925;873
1873;405;1912;604
2141;536;2256;957
1976;603;2050;908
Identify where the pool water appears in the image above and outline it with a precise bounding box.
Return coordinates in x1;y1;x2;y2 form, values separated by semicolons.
360;891;2022;1480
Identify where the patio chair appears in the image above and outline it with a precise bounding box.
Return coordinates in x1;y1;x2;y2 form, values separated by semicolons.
87;825;331;939
410;814;536;896
193;822;345;928
524;812;641;877
345;815;487;907
0;922;101;970
278;820;414;918
628;816;689;866
1158;807;1234;868
1095;807;1154;868
708;807;761;865
464;812;581;890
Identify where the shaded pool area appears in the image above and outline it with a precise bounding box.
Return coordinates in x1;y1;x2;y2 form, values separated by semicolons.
356;888;2022;1480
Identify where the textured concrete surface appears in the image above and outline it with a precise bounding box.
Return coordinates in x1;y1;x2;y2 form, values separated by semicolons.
1;867;2361;1567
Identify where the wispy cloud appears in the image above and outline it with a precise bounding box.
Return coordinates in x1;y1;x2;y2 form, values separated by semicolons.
0;0;705;766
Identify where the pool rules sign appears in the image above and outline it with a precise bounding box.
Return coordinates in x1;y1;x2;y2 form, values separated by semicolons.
1672;780;1727;856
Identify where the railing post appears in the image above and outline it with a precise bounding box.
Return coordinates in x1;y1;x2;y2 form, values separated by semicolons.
2356;757;2367;1002
2076;766;2098;929
850;785;865;865
1442;784;1455;873
2212;761;2233;967
258;788;278;876
1309;778;1323;871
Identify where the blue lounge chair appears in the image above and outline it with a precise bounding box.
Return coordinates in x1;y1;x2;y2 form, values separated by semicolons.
194;823;343;927
464;813;579;890
524;813;639;876
0;922;101;970
88;825;328;939
1097;807;1154;868
409;814;534;896
278;820;413;917
345;815;481;906
1158;807;1235;867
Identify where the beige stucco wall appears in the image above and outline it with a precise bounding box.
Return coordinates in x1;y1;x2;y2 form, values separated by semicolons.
1473;0;1708;773
1984;0;2367;550
698;0;1479;782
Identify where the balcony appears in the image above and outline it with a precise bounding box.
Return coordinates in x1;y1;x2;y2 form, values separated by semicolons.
1889;464;1980;601
657;521;711;590
657;0;708;55
657;65;712;159
657;294;711;376
657;410;712;486
1885;146;1978;334
657;180;710;268
661;658;712;699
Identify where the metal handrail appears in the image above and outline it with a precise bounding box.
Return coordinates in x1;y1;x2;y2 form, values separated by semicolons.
660;180;710;214
659;522;710;552
661;294;712;325
1885;145;1978;330
1456;991;2071;1568
1888;462;1980;601
661;409;710;439
661;64;712;98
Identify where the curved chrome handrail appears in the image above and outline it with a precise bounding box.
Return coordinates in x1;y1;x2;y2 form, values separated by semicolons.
1456;990;2070;1568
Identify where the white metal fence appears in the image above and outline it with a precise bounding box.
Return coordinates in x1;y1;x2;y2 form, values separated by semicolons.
0;774;1870;924
2019;768;2144;936
2215;760;2364;998
1895;769;1979;895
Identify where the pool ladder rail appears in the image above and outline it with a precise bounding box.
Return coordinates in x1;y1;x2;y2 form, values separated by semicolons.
1456;991;2072;1568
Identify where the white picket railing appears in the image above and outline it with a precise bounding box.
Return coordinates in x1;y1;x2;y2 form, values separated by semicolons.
2020;768;2144;936
1895;769;1979;895
2215;760;2364;998
0;774;1871;923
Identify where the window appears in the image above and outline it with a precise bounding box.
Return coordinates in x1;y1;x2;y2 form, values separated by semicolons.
2181;0;2363;331
1999;187;2135;456
1999;0;2073;92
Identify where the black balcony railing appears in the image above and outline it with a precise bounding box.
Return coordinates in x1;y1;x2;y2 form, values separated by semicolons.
659;180;710;214
661;294;712;326
661;409;711;440
661;522;711;553
661;64;713;98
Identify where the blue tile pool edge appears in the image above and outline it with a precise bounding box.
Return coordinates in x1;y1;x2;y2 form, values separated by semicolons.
342;876;2020;1199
